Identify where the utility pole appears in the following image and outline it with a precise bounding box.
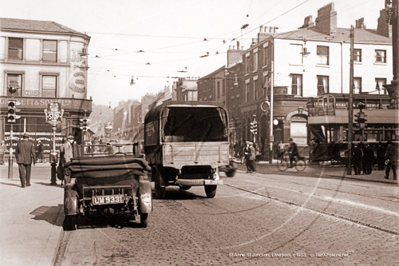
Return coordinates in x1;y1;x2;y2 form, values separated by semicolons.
384;0;399;106
347;25;354;175
269;60;274;164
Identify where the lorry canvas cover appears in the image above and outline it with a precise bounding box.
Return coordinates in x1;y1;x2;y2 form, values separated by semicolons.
145;101;228;145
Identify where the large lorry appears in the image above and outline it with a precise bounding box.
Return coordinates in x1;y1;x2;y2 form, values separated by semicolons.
144;101;230;198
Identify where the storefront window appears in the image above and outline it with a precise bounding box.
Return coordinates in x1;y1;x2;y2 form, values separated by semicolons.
8;38;23;60
7;74;22;96
42;75;57;97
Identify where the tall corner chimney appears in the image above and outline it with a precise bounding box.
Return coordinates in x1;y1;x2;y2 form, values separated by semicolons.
315;2;337;35
377;8;392;37
260;25;263;32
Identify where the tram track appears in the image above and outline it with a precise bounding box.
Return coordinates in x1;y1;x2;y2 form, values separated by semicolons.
224;182;399;236
234;168;399;203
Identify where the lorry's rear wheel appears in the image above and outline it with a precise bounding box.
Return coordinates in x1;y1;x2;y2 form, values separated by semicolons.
205;185;217;198
154;170;165;199
180;186;191;190
140;213;148;228
64;215;77;231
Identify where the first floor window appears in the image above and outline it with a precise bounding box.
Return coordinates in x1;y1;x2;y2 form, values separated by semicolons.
375;50;386;63
317;46;329;65
245;83;249;102
317;76;329;95
375;78;387;94
263;76;268;97
353;77;362;94
8;38;23;60
7;74;22;96
253;80;257;100
353;49;362;62
291;74;303;96
42;75;57;97
43;40;57;62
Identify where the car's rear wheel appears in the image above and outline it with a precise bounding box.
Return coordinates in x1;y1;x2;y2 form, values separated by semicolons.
226;169;236;177
205;185;217;198
140;213;148;228
64;215;77;231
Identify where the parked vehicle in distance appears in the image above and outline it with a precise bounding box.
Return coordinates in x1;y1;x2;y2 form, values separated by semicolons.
143;101;230;198
63;145;152;230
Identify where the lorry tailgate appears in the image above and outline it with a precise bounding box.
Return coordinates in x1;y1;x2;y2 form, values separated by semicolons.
162;142;229;169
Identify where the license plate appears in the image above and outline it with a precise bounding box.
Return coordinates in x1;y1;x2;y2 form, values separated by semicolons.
92;195;124;205
205;180;219;185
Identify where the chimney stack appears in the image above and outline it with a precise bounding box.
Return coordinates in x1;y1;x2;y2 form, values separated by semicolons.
377;7;392;37
300;15;315;29
315;2;337;35
355;18;366;29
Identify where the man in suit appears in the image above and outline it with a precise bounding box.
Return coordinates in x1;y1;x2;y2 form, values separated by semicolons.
385;140;397;180
15;133;36;188
288;138;299;168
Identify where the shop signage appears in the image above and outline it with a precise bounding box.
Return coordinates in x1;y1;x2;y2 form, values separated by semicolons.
0;97;91;112
23;90;40;96
69;48;87;96
274;116;286;121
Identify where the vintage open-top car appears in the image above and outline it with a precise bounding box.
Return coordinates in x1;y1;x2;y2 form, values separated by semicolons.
63;150;152;230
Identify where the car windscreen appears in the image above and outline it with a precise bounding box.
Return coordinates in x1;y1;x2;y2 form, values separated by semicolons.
163;107;228;142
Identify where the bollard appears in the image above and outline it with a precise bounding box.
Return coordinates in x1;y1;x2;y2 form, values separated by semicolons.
8;155;13;179
50;152;58;185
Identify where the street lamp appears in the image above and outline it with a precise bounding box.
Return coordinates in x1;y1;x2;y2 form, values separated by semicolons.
44;102;64;185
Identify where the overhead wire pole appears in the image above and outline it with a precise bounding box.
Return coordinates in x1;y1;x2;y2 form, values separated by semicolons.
347;25;354;175
269;60;274;164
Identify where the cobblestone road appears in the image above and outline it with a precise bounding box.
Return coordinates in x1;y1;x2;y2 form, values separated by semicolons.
56;171;399;266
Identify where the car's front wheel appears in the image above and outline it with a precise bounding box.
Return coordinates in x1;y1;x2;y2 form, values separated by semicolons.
205;185;217;198
140;213;148;228
63;215;77;231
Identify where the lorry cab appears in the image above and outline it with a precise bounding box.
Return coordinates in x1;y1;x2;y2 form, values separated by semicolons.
144;101;229;198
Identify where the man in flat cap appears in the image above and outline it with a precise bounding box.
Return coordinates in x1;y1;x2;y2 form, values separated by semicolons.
15;133;36;188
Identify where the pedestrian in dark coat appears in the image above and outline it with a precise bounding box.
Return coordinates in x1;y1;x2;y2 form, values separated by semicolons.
37;140;45;163
15;133;36;188
249;142;256;173
384;140;397;180
243;141;252;173
358;141;365;174
288;138;299;168
376;141;386;170
352;144;362;175
363;143;375;174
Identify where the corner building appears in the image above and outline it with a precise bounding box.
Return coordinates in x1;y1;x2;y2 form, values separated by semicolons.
0;18;92;155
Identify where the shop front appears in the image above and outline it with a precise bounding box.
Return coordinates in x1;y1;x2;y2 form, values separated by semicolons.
0;96;92;158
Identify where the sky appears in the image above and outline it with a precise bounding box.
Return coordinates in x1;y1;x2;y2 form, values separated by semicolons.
0;0;385;108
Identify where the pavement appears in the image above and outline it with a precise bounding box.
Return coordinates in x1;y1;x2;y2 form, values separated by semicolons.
0;161;65;266
0;159;397;266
